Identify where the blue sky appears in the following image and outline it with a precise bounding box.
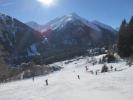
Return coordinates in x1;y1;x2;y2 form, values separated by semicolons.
0;0;133;28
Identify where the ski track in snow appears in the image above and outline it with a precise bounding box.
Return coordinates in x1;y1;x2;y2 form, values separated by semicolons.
0;55;133;100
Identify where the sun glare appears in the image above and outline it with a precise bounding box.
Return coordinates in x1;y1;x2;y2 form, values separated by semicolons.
37;0;54;6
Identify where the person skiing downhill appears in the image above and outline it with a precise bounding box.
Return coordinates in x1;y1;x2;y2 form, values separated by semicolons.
77;75;80;79
110;66;113;71
85;66;88;71
95;70;98;75
32;76;34;82
45;79;48;86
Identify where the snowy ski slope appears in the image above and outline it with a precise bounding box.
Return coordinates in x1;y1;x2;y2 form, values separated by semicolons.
0;55;133;100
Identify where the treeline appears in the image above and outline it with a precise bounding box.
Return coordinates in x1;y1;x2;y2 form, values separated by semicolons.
118;16;133;58
11;47;87;65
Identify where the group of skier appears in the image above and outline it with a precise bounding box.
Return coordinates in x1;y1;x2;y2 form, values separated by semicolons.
31;64;118;86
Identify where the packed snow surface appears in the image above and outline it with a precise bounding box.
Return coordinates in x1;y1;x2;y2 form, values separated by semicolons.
0;55;133;100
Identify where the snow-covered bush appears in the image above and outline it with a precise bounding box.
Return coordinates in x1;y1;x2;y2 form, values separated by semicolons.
102;53;117;63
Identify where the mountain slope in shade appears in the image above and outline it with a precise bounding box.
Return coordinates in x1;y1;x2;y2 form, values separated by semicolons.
0;44;10;79
0;13;42;58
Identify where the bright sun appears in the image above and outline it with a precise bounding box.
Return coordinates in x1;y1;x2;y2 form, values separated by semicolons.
37;0;54;6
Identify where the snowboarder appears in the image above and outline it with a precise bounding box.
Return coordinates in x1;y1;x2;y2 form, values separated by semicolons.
77;75;80;80
45;79;48;86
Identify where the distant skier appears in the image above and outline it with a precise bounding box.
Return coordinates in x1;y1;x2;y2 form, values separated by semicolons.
95;70;98;75
85;66;88;71
110;66;113;71
90;70;94;74
31;69;35;82
115;68;117;71
77;75;80;80
32;76;35;82
45;79;48;86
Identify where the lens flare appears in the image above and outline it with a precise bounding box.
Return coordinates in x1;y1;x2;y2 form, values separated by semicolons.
37;0;54;6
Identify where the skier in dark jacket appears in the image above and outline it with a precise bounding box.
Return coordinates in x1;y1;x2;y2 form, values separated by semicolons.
110;66;113;71
77;75;80;80
95;70;98;75
45;79;48;86
85;66;88;71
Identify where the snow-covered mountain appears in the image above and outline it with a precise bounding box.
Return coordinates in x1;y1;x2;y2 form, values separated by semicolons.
26;21;43;32
25;13;118;62
0;12;117;66
41;13;101;32
38;13;117;49
26;13;117;34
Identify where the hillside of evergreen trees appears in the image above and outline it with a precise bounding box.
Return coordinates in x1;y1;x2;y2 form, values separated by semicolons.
118;16;133;58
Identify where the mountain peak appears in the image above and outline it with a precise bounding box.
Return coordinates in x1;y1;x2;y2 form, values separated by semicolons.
26;21;43;31
0;13;7;19
65;13;83;21
26;21;41;27
67;13;79;17
26;13;116;33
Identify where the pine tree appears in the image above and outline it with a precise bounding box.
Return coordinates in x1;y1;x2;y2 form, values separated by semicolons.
118;19;127;57
119;19;127;34
118;16;133;57
129;16;133;30
128;16;133;56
